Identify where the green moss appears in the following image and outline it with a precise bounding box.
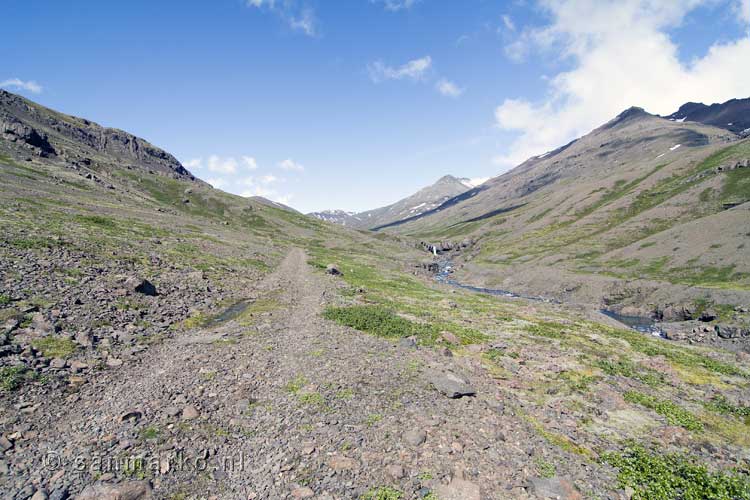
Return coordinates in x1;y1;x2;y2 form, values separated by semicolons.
361;487;403;500
602;444;750;500
624;391;703;431
0;295;10;306
31;337;76;358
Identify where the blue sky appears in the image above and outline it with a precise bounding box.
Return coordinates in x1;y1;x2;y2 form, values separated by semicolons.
2;0;749;212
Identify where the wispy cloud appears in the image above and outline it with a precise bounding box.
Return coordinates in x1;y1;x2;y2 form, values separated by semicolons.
245;0;318;36
368;56;432;83
436;79;464;97
241;156;258;169
371;0;420;11
278;159;305;171
0;78;43;94
183;155;259;174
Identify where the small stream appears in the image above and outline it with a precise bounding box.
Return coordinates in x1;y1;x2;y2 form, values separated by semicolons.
600;310;666;338
434;261;560;304
433;259;666;337
203;300;251;328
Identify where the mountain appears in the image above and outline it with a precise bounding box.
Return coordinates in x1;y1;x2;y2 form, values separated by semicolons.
0;89;196;180
306;209;362;226
665;97;750;136
2;92;750;500
382;105;750;329
309;174;473;230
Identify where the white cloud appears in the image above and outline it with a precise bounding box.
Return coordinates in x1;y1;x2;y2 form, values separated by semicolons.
738;0;750;22
183;158;202;169
436;79;464;97
372;0;420;11
502;15;516;31
278;158;305;171
288;8;316;36
242;156;258;169
260;174;278;184
206;178;227;189
207;155;239;174
240;185;293;205
462;177;489;188
245;0;317;36
0;78;43;94
368;56;432;83
185;155;260;173
494;0;750;167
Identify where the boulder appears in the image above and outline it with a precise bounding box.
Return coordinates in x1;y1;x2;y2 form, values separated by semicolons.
325;264;342;276
435;479;481;500
76;481;153;500
430;371;476;399
715;324;749;339
527;476;582;500
124;277;157;296
661;304;693;321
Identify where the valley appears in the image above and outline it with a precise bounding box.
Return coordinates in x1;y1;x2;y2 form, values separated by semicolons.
1;90;749;500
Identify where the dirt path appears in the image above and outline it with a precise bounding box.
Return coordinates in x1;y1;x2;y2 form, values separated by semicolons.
3;249;605;499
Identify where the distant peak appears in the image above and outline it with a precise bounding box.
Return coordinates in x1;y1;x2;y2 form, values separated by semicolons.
435;174;459;183
602;106;652;130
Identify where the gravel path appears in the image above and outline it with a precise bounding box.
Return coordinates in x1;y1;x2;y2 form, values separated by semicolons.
2;249;605;499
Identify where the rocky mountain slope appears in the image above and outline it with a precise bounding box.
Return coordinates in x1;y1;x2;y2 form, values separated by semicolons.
666;97;750;136
2;91;750;499
0;90;196;181
309;175;473;230
382;105;750;346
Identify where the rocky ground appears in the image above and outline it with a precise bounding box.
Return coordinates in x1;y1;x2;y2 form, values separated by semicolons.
1;91;749;499
1;249;621;500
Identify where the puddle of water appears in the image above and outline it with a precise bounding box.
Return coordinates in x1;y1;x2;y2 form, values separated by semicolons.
600;309;666;338
204;300;251;328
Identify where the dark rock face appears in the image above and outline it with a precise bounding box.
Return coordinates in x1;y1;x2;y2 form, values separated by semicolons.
0;89;194;179
1;115;55;156
665;98;750;135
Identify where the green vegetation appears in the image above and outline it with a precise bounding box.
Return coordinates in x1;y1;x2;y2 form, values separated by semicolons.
31;337;77;358
139;426;160;440
361;487;403;500
323;305;486;345
534;457;557;478
285;375;308;394
298;391;326;407
602;444;750;500
525;320;567;339
624;391;703;431
703;395;750;424
595;358;664;387
0;294;10;305
0;365;33;391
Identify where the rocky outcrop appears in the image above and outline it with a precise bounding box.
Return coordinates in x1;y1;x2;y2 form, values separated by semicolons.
0;89;194;180
1;114;55;156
